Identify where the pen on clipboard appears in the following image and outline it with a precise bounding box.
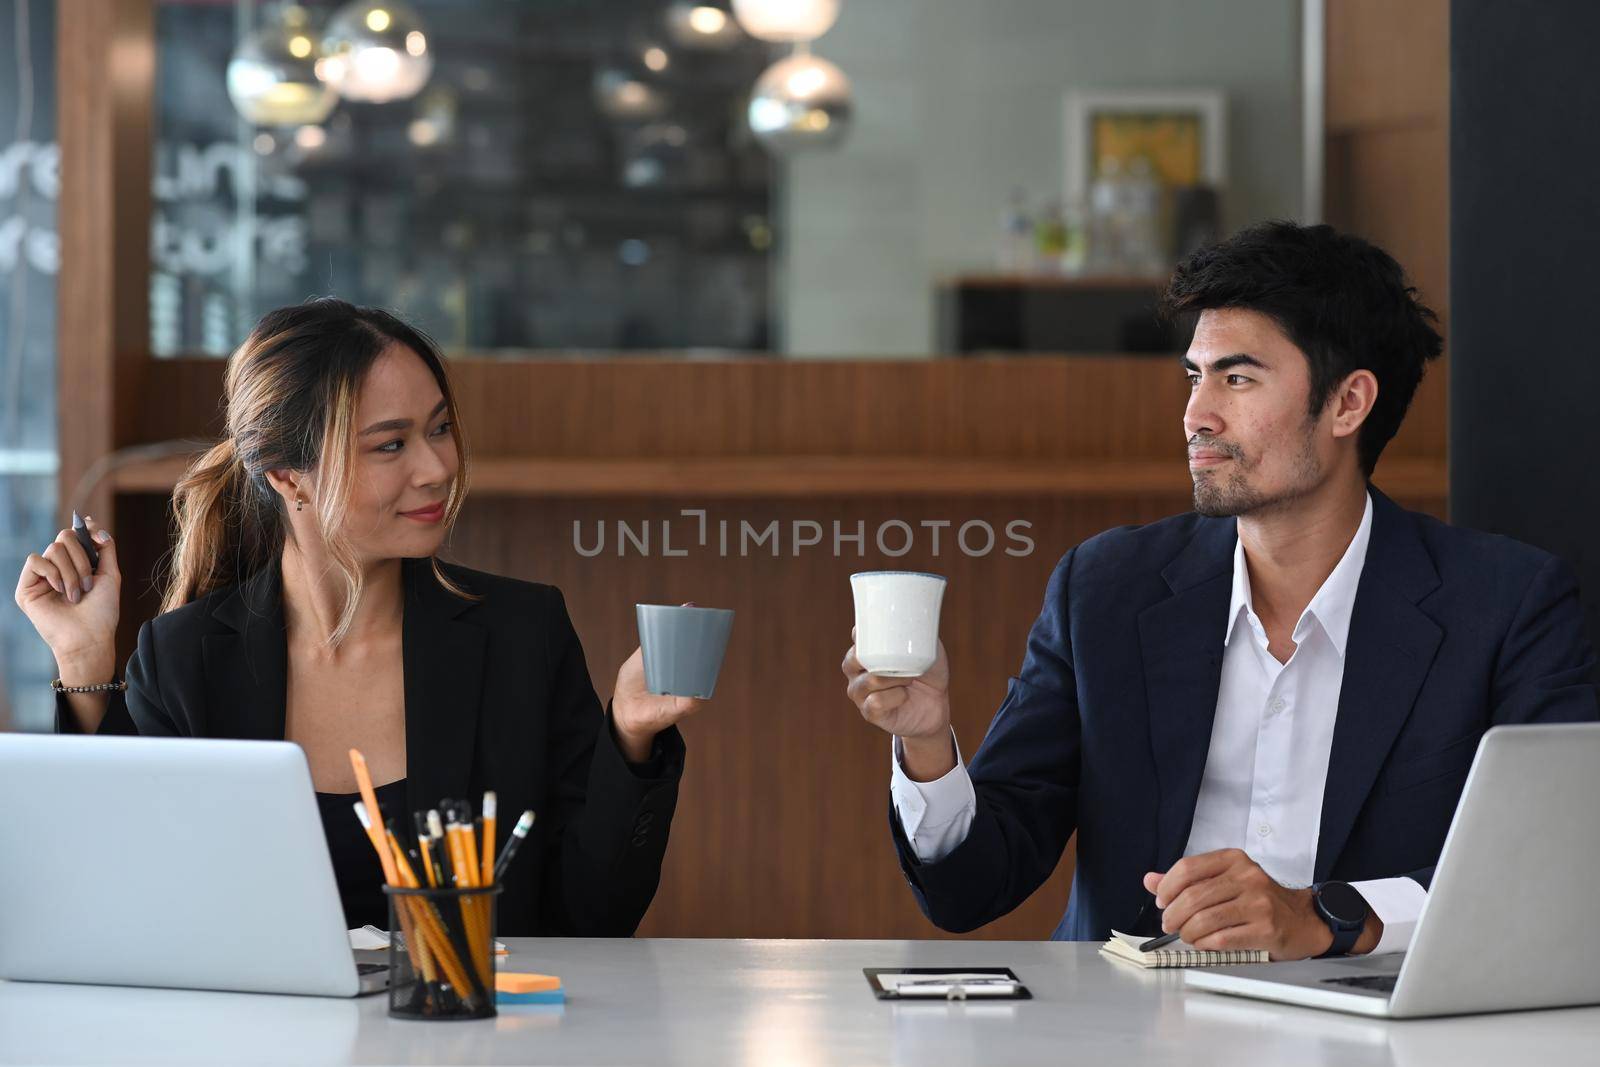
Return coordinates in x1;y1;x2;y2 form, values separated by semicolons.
898;977;1018;989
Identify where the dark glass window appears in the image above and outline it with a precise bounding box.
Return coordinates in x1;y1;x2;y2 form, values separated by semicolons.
153;0;776;356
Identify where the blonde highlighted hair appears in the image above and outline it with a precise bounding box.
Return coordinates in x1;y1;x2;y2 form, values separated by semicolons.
160;298;474;644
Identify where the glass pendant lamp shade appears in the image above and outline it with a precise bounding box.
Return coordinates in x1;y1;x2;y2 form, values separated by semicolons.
747;50;853;152
664;2;745;50
227;5;339;125
317;1;434;103
731;0;840;43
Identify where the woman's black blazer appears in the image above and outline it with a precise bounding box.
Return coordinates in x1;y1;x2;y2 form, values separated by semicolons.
56;556;685;937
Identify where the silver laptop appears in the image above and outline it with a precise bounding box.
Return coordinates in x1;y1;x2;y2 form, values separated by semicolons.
1185;722;1600;1017
0;734;390;997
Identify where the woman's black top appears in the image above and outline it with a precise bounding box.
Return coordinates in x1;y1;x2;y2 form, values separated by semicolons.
316;776;409;930
57;556;686;937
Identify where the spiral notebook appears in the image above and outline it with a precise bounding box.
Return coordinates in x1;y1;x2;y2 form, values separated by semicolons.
1099;930;1269;969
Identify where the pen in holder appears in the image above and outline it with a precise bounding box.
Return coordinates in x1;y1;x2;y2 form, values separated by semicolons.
384;883;502;1020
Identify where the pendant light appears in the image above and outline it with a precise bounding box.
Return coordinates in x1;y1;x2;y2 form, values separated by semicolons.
227;4;339;126
317;1;434;104
747;44;853;153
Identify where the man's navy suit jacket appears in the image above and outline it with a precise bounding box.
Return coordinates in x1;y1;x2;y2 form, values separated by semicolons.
891;488;1600;940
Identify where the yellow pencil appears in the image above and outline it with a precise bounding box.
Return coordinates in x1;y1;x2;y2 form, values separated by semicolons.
481;791;497;887
444;807;493;989
478;793;498;968
463;815;482;891
346;749;425;989
346;751;395;880
446;809;474;887
419;836;439;889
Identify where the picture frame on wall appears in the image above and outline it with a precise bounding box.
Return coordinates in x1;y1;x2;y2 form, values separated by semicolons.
1062;88;1228;203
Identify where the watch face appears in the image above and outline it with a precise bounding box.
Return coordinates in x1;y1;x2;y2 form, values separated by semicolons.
1319;882;1367;925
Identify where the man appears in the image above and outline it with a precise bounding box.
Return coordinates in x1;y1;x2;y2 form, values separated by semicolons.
843;222;1599;959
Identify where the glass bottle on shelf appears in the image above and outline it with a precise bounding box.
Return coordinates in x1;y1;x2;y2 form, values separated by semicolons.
1087;157;1126;275
1061;196;1088;275
1122;155;1165;277
1033;198;1067;275
997;186;1032;273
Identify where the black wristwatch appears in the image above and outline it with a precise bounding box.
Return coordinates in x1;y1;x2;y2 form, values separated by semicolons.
1312;881;1370;957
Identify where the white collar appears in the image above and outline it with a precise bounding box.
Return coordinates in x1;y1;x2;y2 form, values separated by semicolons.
1224;491;1374;659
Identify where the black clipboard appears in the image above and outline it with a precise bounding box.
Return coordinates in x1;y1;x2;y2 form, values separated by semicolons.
863;967;1032;1000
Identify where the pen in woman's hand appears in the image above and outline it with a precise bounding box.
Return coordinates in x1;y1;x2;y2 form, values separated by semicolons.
72;512;101;573
16;516;122;706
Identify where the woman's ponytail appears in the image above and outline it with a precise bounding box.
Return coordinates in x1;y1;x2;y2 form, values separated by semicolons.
160;436;252;612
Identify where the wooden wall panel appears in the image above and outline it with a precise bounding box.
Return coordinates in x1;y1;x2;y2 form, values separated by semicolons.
1325;0;1449;130
56;0;153;522
1324;0;1451;475
140;355;1195;462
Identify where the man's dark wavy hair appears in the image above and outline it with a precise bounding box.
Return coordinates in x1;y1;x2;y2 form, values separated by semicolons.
1160;221;1444;477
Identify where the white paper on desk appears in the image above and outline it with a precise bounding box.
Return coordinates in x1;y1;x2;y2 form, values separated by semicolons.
347;926;508;954
348;926;390;951
876;972;1018;996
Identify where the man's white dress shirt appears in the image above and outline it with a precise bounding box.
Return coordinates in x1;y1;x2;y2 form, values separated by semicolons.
890;492;1427;954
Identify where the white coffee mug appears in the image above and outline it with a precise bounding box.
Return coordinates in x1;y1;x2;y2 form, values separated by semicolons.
850;571;947;677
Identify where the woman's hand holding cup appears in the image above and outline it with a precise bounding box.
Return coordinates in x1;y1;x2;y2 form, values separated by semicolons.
612;600;730;763
612;646;710;762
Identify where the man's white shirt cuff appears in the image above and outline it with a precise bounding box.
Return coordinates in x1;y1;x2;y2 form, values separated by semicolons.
1349;876;1427;955
889;729;978;863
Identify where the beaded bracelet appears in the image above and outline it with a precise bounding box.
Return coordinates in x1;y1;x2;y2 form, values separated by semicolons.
50;678;127;694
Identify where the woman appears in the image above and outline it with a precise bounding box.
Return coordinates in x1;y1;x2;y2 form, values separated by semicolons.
13;298;707;935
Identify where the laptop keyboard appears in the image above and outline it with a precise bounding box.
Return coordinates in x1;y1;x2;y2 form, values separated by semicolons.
1321;974;1397;993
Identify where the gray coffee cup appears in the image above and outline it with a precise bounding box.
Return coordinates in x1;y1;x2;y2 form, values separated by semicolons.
636;604;735;699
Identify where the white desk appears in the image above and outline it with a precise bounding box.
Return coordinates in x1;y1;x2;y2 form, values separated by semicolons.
3;939;1597;1065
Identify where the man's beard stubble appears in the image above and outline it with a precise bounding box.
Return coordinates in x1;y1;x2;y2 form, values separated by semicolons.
1190;429;1322;519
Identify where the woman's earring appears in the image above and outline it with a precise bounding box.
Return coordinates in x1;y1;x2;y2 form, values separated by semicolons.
295;496;305;512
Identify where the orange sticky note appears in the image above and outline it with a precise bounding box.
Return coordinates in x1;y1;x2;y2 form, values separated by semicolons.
496;972;562;994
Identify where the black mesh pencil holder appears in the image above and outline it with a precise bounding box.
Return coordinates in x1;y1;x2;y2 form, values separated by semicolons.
383;884;501;1020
